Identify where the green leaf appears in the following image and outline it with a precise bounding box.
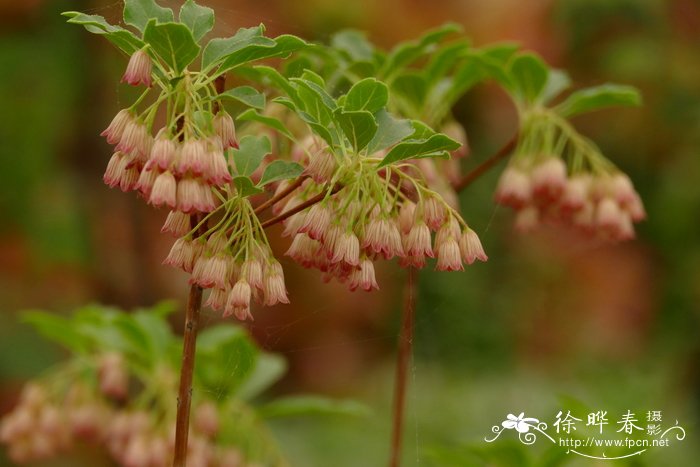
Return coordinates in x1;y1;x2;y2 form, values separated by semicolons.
335;109;378;152
259;160;304;186
143;20;200;74
424;40;471;85
382;23;462;79
237;108;294;140
242;65;298;102
480;42;520;64
231;135;272;176
233;176;265;197
367;110;414;154
62;12;145;54
22;311;90;354
195;325;258;396
217;34;308;74
124;0;174;32
542;69;571;103
554;84;642;117
298;111;336;147
236;353;287;400
331;29;375;62
343;78;389;113
391;73;427;112
179;0;214;42
379;132;460;168
202;26;274;70
508;52;550;104
258;395;371;419
219;86;266;110
292;77;337;117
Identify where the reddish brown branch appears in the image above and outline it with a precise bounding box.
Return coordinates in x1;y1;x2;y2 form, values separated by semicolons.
261;183;342;229
173;75;226;467
452;135;517;192
389;267;417;467
254;175;308;215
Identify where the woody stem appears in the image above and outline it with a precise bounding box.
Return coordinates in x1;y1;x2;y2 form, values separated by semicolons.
389;266;416;467
388;135;516;466
172;75;226;467
453;135;518;192
254;175;309;215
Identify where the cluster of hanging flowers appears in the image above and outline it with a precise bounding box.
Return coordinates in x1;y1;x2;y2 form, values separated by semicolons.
495;112;645;241
280;137;487;291
94;43;490;322
0;363;248;466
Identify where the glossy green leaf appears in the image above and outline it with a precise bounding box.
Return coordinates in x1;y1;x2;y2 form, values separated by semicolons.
179;0;214;42
237;108;294;140
231;135;272;176
508;53;550;104
343;78;389;113
379;132;460;167
259;160;304;186
62;12;145;54
217;34;308;74
258;395;371;419
367;110;414;154
219;86;266;110
554;84;642;117
335;109;378;152
124;0;174;32
143;20;200;73
202;26;274;70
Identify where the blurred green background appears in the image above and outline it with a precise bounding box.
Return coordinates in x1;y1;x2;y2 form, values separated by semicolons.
1;0;699;465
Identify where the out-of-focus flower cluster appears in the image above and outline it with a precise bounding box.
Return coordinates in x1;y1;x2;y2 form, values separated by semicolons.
1;306;289;466
495;111;645;240
0;361;252;467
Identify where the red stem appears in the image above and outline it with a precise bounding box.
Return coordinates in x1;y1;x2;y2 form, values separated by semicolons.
389;267;416;467
452;136;517;192
261;183;342;229
254;175;308;215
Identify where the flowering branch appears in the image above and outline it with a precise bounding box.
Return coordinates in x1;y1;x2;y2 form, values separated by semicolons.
173;74;226;467
260;183;343;229
254;175;309;215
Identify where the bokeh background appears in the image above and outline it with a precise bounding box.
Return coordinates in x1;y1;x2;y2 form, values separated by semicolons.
1;0;699;465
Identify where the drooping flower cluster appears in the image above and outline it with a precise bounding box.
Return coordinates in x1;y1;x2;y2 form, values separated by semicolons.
163;197;289;321
0;359;257;467
101;106;238;216
495;113;645;241
97;47;487;322
0;357;123;464
280;139;487;291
